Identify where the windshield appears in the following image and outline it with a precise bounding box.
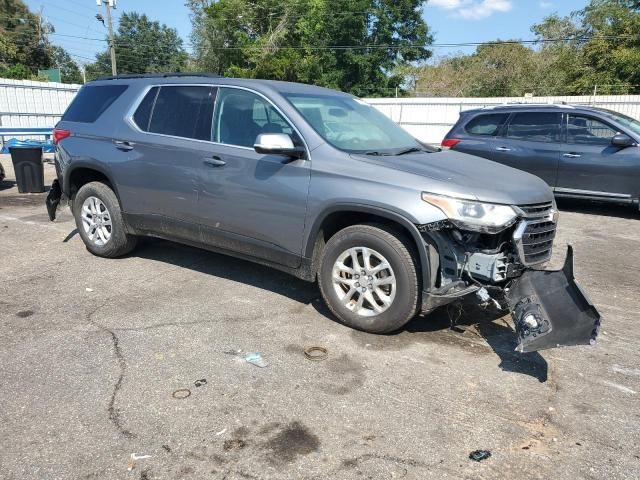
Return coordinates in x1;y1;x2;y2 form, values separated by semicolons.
593;108;640;137
284;93;421;154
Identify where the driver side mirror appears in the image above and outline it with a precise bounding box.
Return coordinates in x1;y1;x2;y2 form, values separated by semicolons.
254;133;305;159
611;133;635;148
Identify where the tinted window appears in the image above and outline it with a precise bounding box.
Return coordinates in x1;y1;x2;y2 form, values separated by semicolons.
506;112;561;143
464;113;508;136
149;86;216;141
213;88;295;148
592;108;640;137
567;115;618;145
133;87;158;131
62;85;128;123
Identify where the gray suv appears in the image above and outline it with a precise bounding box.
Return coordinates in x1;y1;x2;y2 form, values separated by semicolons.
46;74;600;353
443;104;640;207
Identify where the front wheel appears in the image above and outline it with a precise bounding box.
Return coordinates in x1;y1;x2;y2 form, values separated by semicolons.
318;224;420;334
73;181;137;258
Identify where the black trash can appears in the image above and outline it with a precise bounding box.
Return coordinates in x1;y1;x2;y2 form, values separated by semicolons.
9;146;44;193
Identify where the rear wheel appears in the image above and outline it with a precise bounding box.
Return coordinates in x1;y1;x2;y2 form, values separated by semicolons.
73;181;137;258
318;224;420;333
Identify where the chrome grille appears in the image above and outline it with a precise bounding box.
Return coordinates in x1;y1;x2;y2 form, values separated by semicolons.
513;202;557;265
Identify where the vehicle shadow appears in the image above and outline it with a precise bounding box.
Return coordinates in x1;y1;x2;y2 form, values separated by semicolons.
122;238;548;382
403;301;548;383
132;238;320;305
557;198;638;220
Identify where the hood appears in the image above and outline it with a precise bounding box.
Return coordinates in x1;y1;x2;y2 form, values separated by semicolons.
351;149;553;206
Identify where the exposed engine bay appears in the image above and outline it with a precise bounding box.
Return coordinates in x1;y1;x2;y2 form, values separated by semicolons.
419;203;601;353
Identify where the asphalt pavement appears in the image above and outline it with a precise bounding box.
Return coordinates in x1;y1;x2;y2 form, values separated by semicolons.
1;155;639;479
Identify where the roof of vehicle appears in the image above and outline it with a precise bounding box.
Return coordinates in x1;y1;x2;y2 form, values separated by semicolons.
87;73;353;98
460;103;612;115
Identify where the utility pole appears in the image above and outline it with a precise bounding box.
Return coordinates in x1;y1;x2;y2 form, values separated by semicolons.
97;0;117;76
37;6;50;48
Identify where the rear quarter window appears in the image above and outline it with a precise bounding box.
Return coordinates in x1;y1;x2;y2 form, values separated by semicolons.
62;84;128;123
132;87;159;131
464;113;509;136
506;112;561;143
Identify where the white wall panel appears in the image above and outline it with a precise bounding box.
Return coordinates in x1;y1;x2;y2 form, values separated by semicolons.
0;78;80;141
365;95;640;145
2;78;640;147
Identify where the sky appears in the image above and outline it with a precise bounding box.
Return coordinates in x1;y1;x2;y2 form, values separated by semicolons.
25;0;589;67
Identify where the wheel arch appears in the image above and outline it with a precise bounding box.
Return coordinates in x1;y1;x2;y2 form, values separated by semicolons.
304;204;431;286
64;163;121;204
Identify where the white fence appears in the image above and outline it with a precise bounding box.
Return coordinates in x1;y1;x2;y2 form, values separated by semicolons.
2;78;640;147
365;95;640;145
0;78;80;133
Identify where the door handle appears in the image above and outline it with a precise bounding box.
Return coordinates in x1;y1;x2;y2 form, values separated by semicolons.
563;153;581;158
495;146;512;152
203;157;226;167
114;140;134;151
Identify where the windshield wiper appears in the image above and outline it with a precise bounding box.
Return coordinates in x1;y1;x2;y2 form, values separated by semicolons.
395;147;425;155
363;151;394;156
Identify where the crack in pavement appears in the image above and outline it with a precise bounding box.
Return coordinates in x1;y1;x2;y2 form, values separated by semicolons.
85;303;136;439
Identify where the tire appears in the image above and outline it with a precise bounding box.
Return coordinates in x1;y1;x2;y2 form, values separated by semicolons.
318;223;420;334
73;181;137;258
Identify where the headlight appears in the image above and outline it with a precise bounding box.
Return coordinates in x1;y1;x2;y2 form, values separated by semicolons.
422;193;518;233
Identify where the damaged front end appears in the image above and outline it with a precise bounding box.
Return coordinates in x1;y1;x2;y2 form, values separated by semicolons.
506;245;600;352
419;198;601;353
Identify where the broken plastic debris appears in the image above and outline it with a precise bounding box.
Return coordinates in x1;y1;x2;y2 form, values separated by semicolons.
215;428;227;436
127;453;152;471
85;287;94;292
245;352;268;368
469;450;491;462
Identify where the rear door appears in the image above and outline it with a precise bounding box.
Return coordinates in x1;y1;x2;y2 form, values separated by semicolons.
556;113;639;201
491;111;562;187
114;84;217;240
451;112;510;159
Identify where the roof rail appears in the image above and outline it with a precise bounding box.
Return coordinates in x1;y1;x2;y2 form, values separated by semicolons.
481;102;576;110
95;72;222;81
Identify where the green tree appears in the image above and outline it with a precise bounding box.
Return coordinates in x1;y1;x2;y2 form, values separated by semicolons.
531;1;640;94
416;1;640;97
189;0;432;96
0;0;82;82
0;0;51;78
573;0;640;93
415;41;565;97
51;46;83;84
86;12;189;79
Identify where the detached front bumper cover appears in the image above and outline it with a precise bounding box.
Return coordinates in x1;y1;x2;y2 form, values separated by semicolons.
506;245;601;353
46;179;62;221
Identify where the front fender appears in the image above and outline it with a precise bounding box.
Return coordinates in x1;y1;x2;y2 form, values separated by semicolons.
304;203;432;289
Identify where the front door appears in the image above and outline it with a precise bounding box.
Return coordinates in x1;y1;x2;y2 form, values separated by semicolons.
491;111;562;187
556;113;639;201
198;87;311;268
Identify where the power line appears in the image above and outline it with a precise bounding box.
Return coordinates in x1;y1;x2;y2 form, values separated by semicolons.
193;35;639;51
0;13;102;35
33;32;636;50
